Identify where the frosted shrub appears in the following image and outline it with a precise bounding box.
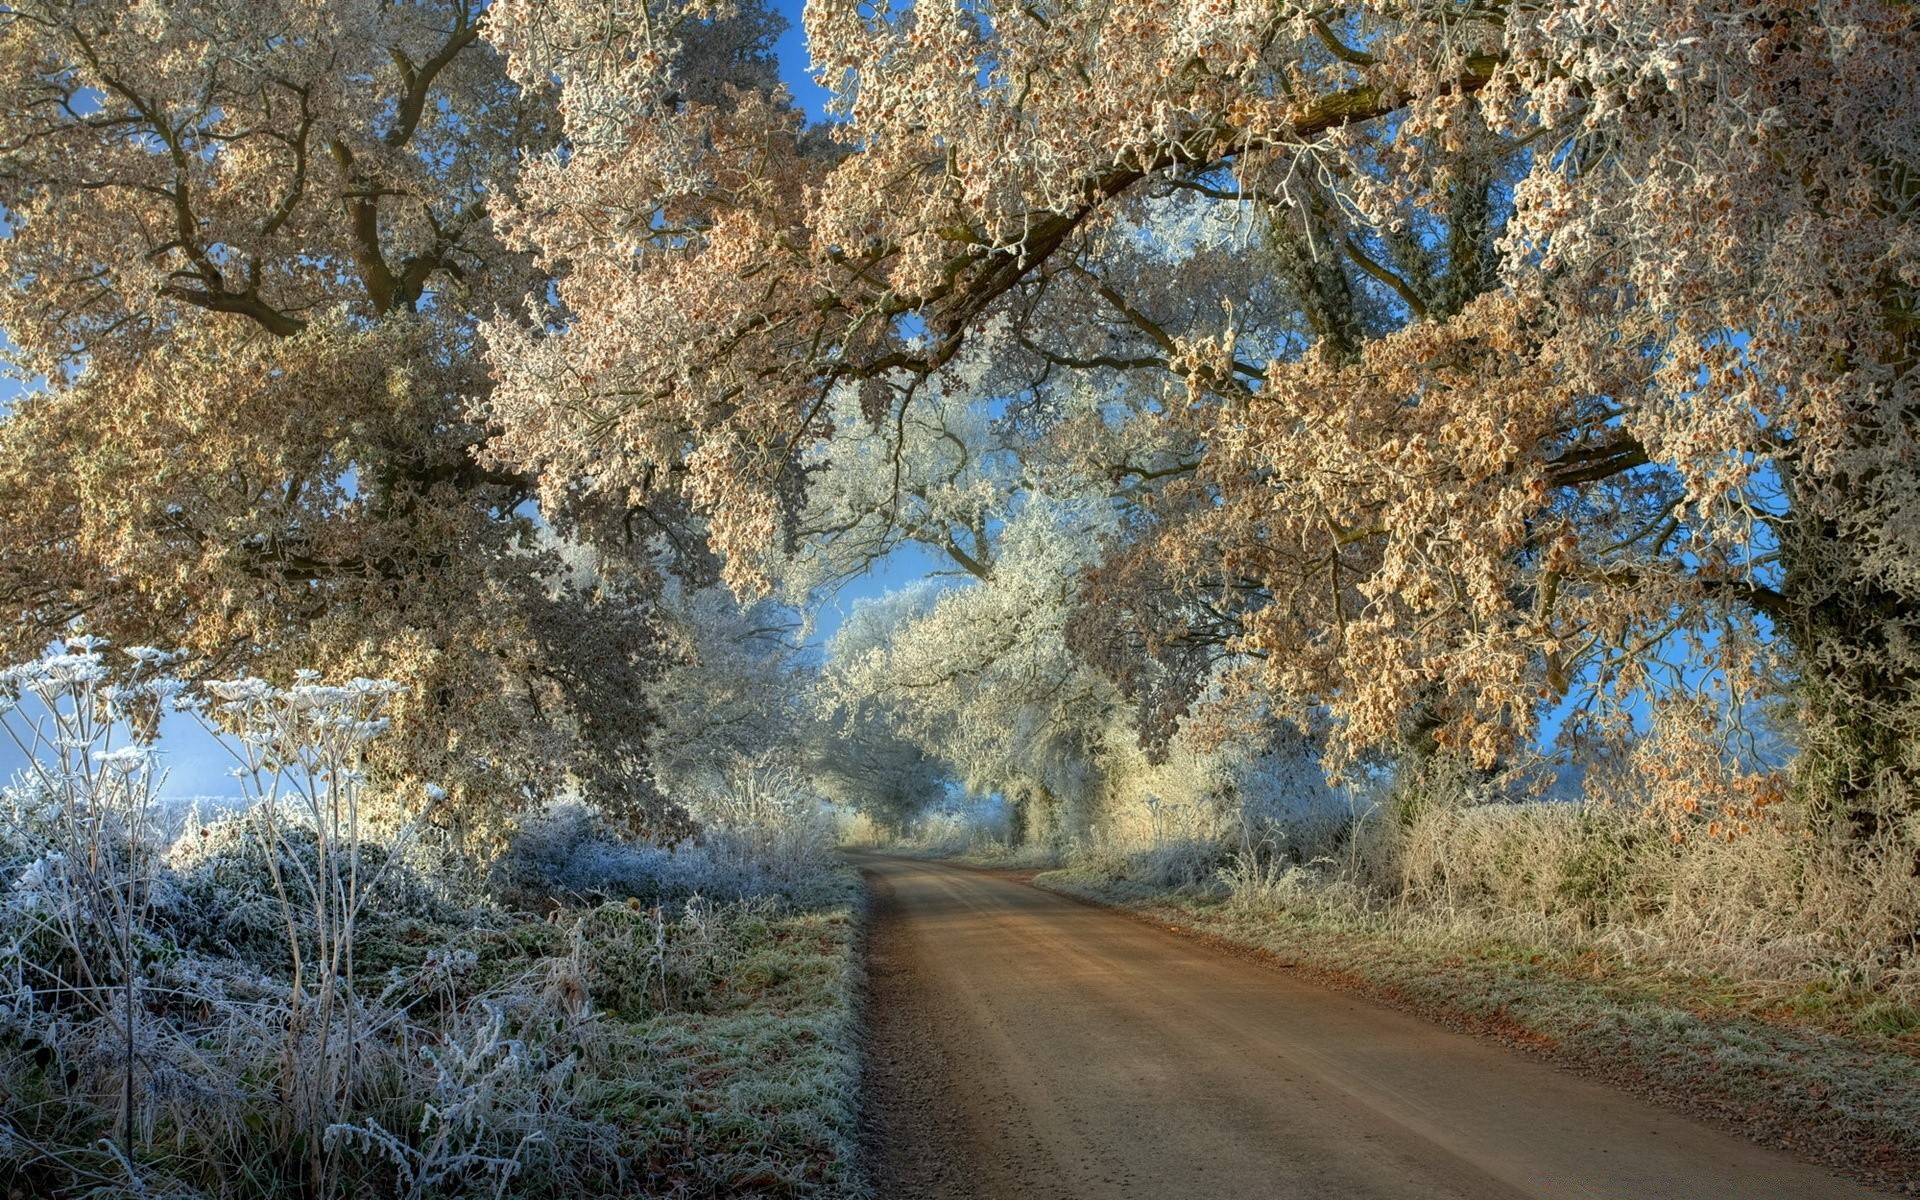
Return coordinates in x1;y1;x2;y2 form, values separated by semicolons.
1217;853;1369;918
493;758;840;909
681;757;840;900
490;803;692;908
1388;796;1914;978
1067;743;1364;893
1206;774;1920;1004
1400;802;1601;920
1072;796;1236;891
0;644;616;1199
1216;801;1376;919
168;808;463;974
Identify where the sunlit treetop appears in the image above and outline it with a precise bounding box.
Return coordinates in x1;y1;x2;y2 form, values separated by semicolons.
0;0;786;838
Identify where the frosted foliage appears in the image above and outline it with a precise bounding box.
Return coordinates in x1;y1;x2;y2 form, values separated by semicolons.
825;500;1118;836
0;0;751;840
486;0;1920;832
645;579;811;800
777;363;1014;596
491;781;840;908
0;645;625;1199
810;707;948;834
819;489;1334;849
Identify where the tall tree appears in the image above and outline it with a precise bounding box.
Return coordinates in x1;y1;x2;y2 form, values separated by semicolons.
0;0;781;838
490;0;1920;838
823;500;1122;841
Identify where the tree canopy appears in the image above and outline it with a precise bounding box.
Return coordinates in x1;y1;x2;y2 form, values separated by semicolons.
3;0;1916;846
0;0;778;839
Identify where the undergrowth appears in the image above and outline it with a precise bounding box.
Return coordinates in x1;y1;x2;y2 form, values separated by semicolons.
0;644;864;1200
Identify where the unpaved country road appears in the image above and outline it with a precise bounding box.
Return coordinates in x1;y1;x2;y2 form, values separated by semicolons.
856;854;1892;1200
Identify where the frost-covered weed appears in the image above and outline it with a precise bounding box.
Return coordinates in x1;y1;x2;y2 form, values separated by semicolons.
323;992;620;1200
682;757;841;897
0;640;183;1162
0;646;865;1200
0;645;618;1200
565;895;782;1018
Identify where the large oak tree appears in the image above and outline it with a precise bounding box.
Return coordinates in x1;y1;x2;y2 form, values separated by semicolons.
0;0;780;839
487;0;1920;840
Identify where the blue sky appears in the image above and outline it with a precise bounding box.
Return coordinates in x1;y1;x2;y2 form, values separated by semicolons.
772;0;835;121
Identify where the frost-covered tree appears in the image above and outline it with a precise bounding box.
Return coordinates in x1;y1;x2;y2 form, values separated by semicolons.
485;0;1920;840
0;0;782;838
809;697;948;837
823;502;1110;840
822;491;1335;846
647;577;813;801
774;344;1019;596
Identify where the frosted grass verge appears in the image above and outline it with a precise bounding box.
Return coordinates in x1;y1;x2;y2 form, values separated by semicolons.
0;643;866;1199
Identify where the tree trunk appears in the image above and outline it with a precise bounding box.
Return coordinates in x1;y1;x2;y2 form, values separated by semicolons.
1780;512;1920;841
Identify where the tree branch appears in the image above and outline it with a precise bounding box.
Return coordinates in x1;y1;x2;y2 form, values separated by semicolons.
384;6;481;149
1546;436;1651;487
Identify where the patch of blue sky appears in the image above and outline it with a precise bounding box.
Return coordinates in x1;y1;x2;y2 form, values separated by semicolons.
1537;606;1793;790
807;539;961;647
771;0;835;122
0;332;37;420
0;661;254;801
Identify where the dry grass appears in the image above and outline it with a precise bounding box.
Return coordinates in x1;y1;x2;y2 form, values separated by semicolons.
1024;793;1920;1193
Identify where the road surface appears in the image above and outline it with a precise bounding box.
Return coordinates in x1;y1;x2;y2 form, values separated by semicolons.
856;854;1891;1200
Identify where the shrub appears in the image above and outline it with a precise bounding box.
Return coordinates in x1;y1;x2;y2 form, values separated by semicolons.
0;644;620;1199
494;757;843;913
489;803;698;910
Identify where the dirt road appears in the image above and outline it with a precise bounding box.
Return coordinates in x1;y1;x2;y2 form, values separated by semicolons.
857;854;1891;1200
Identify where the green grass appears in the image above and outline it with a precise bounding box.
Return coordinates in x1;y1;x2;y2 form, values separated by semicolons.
590;901;867;1199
